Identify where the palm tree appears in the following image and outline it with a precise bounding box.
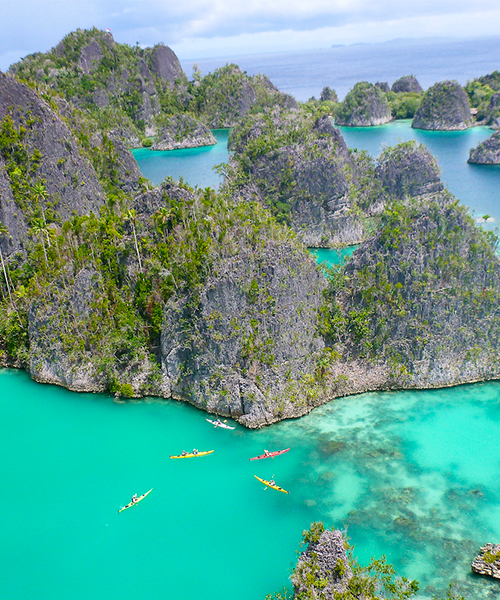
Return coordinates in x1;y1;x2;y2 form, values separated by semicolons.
153;207;172;239
0;223;16;310
124;209;143;272
30;218;50;264
31;181;49;223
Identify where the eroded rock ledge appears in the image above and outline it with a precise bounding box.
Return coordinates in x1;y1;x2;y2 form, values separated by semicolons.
471;543;500;579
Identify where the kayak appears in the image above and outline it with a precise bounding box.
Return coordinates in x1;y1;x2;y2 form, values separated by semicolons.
169;450;214;459
206;418;235;430
118;488;153;513
249;448;290;461
254;475;289;494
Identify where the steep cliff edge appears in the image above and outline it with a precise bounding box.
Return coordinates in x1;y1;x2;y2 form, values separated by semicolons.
468;130;500;165
412;80;472;130
0;71;107;256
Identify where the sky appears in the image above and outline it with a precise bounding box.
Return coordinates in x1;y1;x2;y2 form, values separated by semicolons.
1;0;500;72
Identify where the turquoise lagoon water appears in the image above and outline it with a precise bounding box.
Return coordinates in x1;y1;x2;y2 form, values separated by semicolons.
2;370;500;599
4;120;500;599
339;121;500;230
309;246;359;268
132;129;230;189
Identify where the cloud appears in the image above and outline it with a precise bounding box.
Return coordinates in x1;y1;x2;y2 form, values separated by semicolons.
1;0;499;71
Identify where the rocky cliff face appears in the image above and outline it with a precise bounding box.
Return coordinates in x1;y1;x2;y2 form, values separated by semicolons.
321;193;500;394
335;82;392;126
292;528;352;599
9;29;187;137
151;115;216;150
412;80;472;130
0;71;106;256
468;130;500;164
392;75;423;94
376;140;444;198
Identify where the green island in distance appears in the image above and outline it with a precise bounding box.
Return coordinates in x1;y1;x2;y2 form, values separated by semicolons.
1;27;500;600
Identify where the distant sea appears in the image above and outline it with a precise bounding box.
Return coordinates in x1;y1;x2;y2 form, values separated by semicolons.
180;36;500;101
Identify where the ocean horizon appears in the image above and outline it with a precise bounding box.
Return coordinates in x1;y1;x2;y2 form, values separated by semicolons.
179;35;500;101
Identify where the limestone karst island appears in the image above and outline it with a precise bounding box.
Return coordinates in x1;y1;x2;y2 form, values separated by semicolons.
2;27;500;600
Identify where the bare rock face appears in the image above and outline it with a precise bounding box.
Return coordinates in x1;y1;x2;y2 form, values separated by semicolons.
392;75;423;94
336;81;392;126
0;71;106;256
78;40;104;73
148;44;185;84
471;544;500;579
468;130;500;164
151;115;217;150
376;140;444;198
292;529;352;599
412;80;472;130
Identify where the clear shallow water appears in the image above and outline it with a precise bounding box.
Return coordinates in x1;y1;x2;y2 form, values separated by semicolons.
309;246;359;268
3;370;500;599
132;129;229;189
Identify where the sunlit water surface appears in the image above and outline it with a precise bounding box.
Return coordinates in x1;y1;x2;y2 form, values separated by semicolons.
3;114;500;600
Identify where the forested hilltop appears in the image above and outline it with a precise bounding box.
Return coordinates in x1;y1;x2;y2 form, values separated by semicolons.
2;29;500;428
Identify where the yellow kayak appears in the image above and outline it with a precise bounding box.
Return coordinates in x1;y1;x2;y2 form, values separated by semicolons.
254;475;289;494
169;450;214;459
118;488;153;513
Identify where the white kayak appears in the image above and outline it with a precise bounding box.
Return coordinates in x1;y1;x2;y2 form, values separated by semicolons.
206;418;235;430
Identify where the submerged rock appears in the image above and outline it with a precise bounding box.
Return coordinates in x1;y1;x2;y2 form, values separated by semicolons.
471;544;500;579
468;130;500;165
412;81;472;130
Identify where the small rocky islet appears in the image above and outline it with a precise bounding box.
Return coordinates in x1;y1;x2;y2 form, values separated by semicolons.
1;28;500;598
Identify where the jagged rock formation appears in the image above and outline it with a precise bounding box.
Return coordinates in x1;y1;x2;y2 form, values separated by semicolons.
9;28;187;137
320;86;338;103
471;544;500;579
375;81;390;93
376;140;444;198
468;130;500;164
335;82;392;126
392;75;423;94
292;528;352;599
320;193;500;394
151;115;216;150
227;108;381;247
412;80;472;130
0;71;106;256
192;65;297;128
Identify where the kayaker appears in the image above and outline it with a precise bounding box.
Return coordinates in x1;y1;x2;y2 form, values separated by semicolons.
193;449;198;455
216;419;222;427
268;479;276;487
181;450;187;456
264;449;271;457
131;493;138;503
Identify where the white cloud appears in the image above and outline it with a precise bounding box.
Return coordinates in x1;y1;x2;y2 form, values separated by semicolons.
0;0;499;71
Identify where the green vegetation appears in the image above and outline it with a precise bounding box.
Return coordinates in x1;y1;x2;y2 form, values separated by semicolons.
386;91;422;119
465;71;500;123
320;196;500;372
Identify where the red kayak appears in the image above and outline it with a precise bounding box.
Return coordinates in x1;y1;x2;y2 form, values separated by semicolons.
249;448;290;461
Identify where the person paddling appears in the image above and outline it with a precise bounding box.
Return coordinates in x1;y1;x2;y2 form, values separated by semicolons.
131;493;138;503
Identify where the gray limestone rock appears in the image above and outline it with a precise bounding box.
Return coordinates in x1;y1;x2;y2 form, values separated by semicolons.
412;80;472;130
292;529;352;599
151;115;217;150
376;141;444;198
392;75;423;94
78;40;103;73
468;130;500;164
0;71;106;256
336;81;392;126
148;44;185;84
471;544;500;579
